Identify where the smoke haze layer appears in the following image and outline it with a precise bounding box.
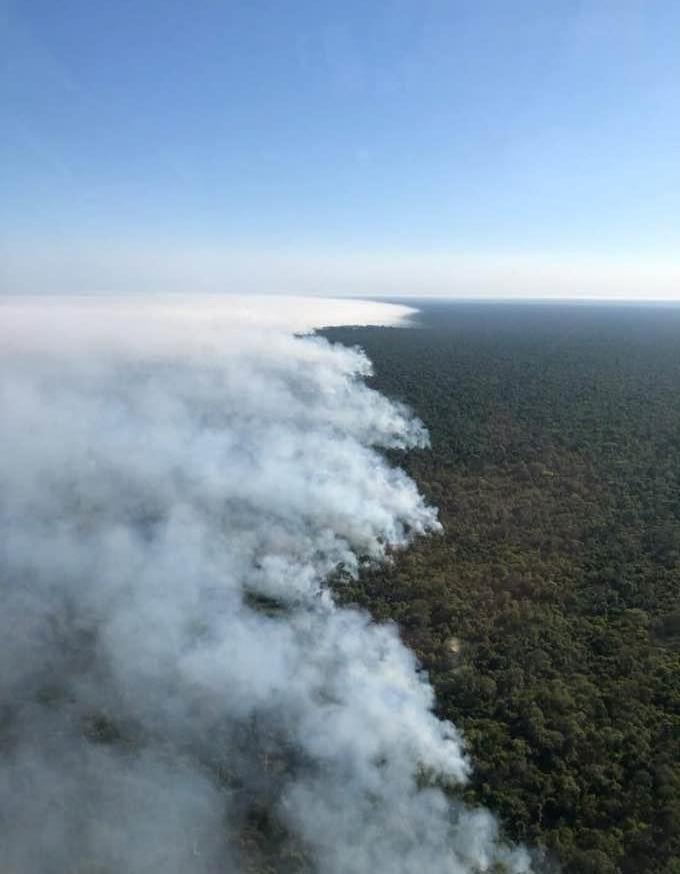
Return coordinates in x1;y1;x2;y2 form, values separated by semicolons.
0;295;531;873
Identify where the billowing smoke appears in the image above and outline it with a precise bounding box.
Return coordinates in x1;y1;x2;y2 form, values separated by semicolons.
0;295;531;873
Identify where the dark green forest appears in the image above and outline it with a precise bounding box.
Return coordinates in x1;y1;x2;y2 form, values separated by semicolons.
322;302;680;874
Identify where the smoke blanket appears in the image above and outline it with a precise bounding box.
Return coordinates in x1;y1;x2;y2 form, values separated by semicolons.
0;296;531;873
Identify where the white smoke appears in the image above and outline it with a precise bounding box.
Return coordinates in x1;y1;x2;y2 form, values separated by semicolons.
0;295;531;873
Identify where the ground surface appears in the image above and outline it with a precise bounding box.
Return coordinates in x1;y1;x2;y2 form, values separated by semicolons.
322;302;680;874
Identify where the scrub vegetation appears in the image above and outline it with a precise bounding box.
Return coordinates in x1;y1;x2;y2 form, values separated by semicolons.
323;302;680;874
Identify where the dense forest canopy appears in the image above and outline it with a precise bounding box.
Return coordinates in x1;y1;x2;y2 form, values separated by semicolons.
322;302;680;874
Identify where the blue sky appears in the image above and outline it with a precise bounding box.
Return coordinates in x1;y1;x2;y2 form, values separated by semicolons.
2;0;680;297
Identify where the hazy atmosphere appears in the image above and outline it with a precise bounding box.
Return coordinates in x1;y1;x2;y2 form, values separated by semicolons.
2;0;680;298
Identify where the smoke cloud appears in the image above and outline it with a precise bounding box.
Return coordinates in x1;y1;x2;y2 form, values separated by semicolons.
0;295;532;873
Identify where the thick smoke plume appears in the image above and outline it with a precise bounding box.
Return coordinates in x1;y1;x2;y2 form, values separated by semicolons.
0;295;531;873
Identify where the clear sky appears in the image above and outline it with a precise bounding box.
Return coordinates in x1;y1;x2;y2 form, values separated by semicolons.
2;0;680;298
